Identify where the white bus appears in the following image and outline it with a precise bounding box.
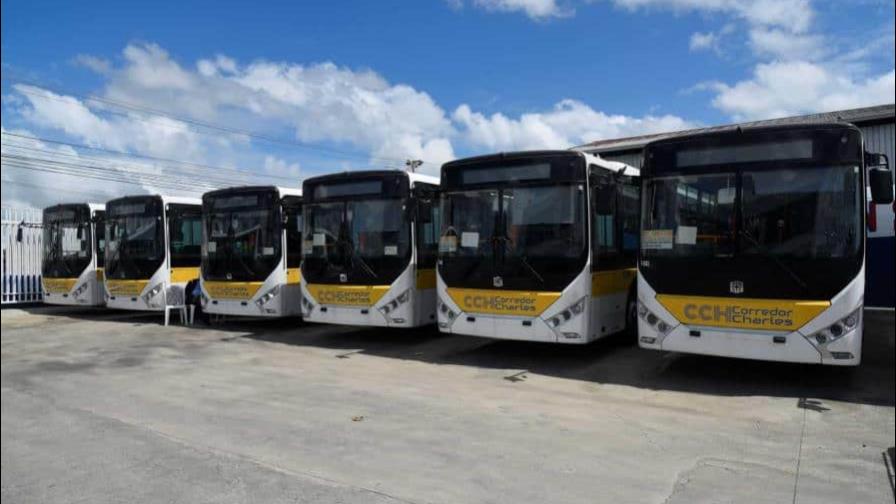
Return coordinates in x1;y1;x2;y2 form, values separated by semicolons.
200;186;303;317
300;170;440;327
637;122;893;365
436;150;640;343
104;194;202;311
41;203;106;306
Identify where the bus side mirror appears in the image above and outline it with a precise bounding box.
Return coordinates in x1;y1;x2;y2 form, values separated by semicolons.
16;226;23;243
869;168;894;204
77;224;84;239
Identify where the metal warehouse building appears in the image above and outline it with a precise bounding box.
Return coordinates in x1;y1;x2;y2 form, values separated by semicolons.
576;103;896;309
576;103;895;170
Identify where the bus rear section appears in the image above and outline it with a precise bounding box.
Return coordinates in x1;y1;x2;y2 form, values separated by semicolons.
436;150;640;344
300;170;440;328
636;123;894;365
104;195;202;312
41;203;106;306
200;186;303;317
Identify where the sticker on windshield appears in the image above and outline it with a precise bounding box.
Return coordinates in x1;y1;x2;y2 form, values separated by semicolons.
439;235;457;253
263;246;275;255
642;229;674;250
384;245;398;256
207;241;217;253
302;240;313;254
461;232;479;248
313;233;326;246
675;226;697;245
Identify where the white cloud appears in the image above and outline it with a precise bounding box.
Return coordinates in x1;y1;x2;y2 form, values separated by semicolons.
263;155;301;178
612;0;813;33
73;54;111;74
707;61;896;120
748;28;825;61
453;99;695;151
458;0;573;19
689;31;719;51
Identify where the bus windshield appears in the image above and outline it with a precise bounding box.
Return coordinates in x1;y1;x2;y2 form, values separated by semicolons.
202;190;281;282
42;205;92;278
642;165;862;259
641;164;863;299
302;198;410;284
440;183;587;291
105;198;164;280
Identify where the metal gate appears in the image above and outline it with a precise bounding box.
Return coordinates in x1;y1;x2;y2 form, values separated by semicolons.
2;207;43;305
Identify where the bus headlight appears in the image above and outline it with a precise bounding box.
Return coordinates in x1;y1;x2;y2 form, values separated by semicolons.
142;283;164;307
255;285;281;311
438;298;457;328
378;289;410;315
638;299;675;337
547;296;587;328
807;306;861;345
301;294;315;316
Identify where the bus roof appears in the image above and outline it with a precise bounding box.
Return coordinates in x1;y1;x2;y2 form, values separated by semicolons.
443;149;639;177
643;121;860;150
303;169;439;188
106;194;201;207
202;185;302;199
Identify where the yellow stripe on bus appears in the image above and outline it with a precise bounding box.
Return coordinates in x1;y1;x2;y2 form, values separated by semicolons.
43;277;78;294
203;281;263;300
305;284;391;307
170;267;199;283
591;268;636;297
287;268;301;284
95;268;105;282
106;279;149;296
656;295;831;331
445;288;561;316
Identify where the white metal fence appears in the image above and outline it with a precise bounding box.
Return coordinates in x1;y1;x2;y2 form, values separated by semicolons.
2;207;44;305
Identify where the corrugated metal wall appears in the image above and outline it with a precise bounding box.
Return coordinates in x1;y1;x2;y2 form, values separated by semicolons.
597;120;896;171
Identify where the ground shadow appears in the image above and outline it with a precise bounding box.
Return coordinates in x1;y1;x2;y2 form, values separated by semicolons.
14;304;895;407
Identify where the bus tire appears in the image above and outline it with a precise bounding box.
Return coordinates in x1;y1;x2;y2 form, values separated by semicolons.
625;289;637;342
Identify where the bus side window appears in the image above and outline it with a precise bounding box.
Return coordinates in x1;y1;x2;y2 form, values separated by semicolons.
169;205;202;268
284;197;303;269
619;180;640;264
94;212;106;268
592;174;619;270
416;185;439;269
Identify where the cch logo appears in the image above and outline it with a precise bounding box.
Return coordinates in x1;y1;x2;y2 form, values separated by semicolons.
729;280;744;295
493;276;503;288
339;273;348;283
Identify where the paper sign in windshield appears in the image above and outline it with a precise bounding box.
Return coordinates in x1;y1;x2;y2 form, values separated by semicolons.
384;245;398;256
439;235;457;253
676;226;697;245
207;241;217;253
642;229;674;250
461;232;479;248
312;233;326;246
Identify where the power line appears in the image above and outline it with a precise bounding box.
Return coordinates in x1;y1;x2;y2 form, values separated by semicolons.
4;76;425;168
1;131;299;183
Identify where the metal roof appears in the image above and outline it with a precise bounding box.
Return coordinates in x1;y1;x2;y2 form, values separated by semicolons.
575;103;895;154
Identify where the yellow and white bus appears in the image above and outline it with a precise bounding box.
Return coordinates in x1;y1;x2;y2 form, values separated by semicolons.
200;186;303;317
300;170;440;327
636;122;893;365
436;150;640;343
103;194;202;311
41;202;106;306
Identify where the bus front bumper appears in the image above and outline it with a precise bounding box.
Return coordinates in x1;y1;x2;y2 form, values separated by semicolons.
638;319;862;366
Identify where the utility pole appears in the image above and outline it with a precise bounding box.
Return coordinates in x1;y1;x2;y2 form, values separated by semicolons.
405;159;423;173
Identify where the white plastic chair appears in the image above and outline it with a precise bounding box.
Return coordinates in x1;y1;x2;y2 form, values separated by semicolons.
163;285;189;326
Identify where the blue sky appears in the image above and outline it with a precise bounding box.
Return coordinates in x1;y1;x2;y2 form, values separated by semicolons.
2;0;894;207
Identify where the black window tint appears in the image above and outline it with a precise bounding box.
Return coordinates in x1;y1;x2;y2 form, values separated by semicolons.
592;176;620;270
619;179;640;260
95;211;106;268
415;184;439;268
169;204;202;267
284;197;303;268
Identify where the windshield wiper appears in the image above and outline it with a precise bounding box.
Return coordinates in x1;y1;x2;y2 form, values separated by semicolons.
495;235;544;285
739;229;808;293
